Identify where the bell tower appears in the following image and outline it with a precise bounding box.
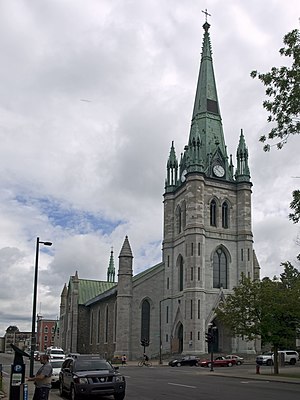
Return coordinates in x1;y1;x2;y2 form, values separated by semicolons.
162;20;259;355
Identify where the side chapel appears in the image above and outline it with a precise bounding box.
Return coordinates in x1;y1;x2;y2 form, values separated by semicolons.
58;20;260;360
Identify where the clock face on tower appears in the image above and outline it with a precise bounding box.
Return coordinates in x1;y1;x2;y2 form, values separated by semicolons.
213;164;225;178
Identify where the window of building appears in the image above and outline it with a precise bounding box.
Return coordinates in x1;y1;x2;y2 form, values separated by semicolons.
167;255;170;268
191;267;193;281
241;248;244;261
113;303;117;342
191;242;194;256
198;299;200;319
222;201;229;228
44;326;48;334
166;334;169;342
213;248;228;288
198;331;200;340
179;257;184;291
141;299;150;343
167;277;169;290
97;309;101;343
198;267;200;281
198;242;201;256
176;205;182;234
90;311;94;344
210;199;217;226
105;306;109;343
166;306;169;324
182;201;186;229
190;300;193;319
44;335;48;343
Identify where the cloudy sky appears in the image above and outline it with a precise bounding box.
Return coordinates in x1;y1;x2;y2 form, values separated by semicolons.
0;0;299;337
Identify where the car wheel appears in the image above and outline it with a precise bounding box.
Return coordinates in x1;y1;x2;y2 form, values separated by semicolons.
59;380;65;397
290;359;296;365
266;360;273;366
114;393;125;400
236;361;241;365
70;385;78;400
227;362;233;367
177;362;181;367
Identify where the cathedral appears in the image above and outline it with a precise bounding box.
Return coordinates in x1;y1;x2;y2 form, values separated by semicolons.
58;21;260;360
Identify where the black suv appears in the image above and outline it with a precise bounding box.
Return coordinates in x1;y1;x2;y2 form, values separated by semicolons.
59;355;126;400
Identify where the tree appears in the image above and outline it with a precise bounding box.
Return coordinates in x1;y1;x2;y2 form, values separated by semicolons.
251;28;300;151
215;265;300;374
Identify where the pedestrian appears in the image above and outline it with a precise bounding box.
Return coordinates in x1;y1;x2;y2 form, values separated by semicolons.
121;354;127;365
27;354;53;400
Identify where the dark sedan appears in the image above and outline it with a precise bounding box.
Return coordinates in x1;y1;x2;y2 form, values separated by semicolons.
168;356;200;367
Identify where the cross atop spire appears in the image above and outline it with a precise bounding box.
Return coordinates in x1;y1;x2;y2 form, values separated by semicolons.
202;8;211;23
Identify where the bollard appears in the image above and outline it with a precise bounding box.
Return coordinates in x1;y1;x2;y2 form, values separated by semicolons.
256;364;260;374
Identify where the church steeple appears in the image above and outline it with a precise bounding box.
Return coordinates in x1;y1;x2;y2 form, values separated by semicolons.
107;248;115;282
185;21;229;178
166;20;235;190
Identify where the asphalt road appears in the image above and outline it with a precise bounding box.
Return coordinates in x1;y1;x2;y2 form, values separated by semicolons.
51;365;300;400
1;353;300;400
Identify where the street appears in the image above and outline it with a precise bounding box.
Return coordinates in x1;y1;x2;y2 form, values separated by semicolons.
1;352;300;400
53;365;300;400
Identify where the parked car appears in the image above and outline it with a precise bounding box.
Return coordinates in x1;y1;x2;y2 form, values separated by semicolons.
46;346;65;361
225;355;244;365
59;354;126;400
200;358;237;368
256;350;299;366
168;356;200;367
50;359;64;387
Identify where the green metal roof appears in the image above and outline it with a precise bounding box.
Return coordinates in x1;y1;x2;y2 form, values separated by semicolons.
77;279;116;304
133;262;164;282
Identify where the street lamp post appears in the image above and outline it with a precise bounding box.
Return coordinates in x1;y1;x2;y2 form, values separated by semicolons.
29;237;52;377
159;297;172;364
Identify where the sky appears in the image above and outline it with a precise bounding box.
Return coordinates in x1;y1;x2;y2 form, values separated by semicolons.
0;0;299;338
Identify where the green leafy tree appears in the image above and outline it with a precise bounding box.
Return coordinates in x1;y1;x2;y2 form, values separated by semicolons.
251;28;300;152
215;265;300;374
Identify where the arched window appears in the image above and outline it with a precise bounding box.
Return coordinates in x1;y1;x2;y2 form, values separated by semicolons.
141;299;150;342
213;248;228;288
179;256;184;291
222;201;229;228
210;199;217;226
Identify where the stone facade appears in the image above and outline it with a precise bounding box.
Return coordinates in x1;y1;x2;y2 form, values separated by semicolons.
58;21;260;360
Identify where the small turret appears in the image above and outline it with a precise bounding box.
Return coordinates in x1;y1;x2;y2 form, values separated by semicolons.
107;248;115;282
235;129;250;181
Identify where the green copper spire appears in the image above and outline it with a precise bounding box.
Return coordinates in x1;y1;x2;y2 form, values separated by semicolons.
235;129;250;181
184;21;229;178
107;248;115;282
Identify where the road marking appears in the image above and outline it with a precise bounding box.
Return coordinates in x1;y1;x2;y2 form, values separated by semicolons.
168;383;197;389
240;380;270;384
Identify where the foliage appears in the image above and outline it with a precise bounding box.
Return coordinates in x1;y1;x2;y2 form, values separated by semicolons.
289;189;300;224
251;29;300;151
215;264;300;373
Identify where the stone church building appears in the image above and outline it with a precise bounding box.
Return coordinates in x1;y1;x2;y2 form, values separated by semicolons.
58;21;260;360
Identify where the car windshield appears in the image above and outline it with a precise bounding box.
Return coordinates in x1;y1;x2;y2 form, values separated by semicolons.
51;350;64;355
75;360;113;372
51;360;64;368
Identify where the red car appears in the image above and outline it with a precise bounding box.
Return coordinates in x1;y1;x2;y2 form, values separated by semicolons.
200;357;237;368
